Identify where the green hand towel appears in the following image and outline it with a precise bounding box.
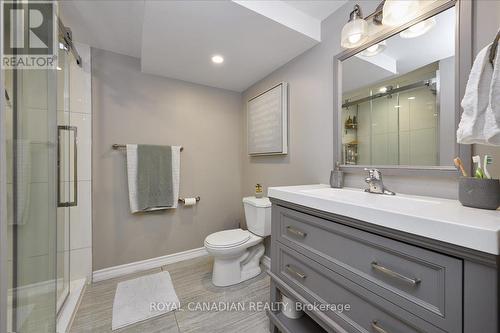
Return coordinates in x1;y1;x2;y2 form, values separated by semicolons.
136;144;173;211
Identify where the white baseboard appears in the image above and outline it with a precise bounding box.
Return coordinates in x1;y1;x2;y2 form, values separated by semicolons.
261;255;271;270
57;278;86;333
92;247;208;282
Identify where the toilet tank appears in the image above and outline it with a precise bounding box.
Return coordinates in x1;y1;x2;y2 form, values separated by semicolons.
243;197;271;237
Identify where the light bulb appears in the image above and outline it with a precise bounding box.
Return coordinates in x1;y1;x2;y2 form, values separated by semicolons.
382;0;421;27
348;34;362;44
360;41;387;57
341;18;368;48
367;44;379;53
400;17;436;38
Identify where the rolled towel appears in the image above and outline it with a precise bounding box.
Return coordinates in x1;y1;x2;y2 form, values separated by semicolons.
457;43;492;144
485;36;500;145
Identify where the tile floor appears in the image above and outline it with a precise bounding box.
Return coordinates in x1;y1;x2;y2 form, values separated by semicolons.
70;256;271;333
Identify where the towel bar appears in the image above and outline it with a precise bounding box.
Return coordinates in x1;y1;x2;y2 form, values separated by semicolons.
178;196;201;203
112;144;184;151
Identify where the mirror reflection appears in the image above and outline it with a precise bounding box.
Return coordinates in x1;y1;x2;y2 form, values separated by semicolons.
341;7;455;166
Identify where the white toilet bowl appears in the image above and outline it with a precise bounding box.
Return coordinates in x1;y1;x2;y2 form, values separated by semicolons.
205;196;271;287
204;228;265;287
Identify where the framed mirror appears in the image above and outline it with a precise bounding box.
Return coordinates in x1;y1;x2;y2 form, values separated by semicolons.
334;0;471;176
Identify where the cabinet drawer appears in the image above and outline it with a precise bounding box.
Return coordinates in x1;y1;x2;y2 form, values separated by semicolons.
276;243;447;333
274;205;462;332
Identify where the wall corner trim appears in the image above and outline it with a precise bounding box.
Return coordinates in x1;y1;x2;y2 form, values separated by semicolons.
92;247;209;283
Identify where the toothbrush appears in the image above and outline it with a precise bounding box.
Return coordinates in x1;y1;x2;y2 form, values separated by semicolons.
472;155;484;178
484;155;492;179
453;157;468;177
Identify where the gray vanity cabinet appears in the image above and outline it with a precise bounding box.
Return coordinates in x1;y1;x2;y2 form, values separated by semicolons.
267;199;499;333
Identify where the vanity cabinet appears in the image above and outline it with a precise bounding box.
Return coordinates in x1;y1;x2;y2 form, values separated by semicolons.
268;199;499;333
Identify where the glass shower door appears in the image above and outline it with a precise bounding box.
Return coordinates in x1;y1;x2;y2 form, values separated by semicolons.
5;62;58;332
56;46;72;314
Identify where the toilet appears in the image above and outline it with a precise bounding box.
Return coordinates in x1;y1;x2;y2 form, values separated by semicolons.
204;196;271;287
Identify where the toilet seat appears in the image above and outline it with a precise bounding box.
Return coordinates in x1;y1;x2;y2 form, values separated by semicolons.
205;229;251;248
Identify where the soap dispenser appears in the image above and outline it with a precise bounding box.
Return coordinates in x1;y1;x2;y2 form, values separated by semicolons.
330;162;344;188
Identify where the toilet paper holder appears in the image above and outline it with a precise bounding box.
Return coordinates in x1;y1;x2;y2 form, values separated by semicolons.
178;196;201;204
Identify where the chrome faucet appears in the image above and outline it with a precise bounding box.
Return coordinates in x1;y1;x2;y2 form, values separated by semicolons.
364;168;395;195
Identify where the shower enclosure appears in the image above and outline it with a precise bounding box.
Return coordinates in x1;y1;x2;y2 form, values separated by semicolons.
342;63;440;166
1;5;82;332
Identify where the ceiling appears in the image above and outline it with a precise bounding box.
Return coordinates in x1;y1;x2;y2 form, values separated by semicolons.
283;1;347;21
59;0;347;92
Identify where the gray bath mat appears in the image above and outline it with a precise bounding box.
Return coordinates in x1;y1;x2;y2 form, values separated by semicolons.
112;271;180;330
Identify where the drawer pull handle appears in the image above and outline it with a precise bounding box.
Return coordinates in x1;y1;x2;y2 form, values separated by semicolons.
371;261;421;286
285;264;307;279
371;320;389;333
286;226;307;238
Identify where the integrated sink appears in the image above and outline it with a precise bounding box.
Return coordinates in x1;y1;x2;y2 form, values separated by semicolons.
268;184;500;255
300;187;439;209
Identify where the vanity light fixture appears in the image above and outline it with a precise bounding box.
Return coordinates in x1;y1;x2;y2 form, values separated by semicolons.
211;55;224;64
382;0;421;27
400;17;436;38
341;4;368;49
361;41;387;57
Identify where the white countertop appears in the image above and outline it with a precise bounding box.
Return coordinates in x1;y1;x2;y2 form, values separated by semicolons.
268;184;500;255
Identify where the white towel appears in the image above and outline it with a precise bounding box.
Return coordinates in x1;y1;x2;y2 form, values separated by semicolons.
126;145;181;213
485;38;500;144
457;41;500;146
457;43;493;144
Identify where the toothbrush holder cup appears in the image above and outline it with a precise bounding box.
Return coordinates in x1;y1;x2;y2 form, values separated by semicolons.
458;177;500;210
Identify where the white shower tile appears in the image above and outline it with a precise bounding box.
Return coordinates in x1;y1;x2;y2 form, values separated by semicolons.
410;128;438;165
357;135;371;165
17;182;52;258
21;70;48;110
70;247;92;282
399;131;410;165
30;143;49;183
70;44;92;115
70;113;92;181
408;89;437;130
21;108;48;142
70;181;92;250
371;133;388;165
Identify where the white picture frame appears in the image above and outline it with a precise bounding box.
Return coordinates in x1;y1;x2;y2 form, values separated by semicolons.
247;82;288;156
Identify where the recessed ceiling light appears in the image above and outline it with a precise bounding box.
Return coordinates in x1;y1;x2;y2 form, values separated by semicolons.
408;96;416;100
211;55;224;64
379;86;388;93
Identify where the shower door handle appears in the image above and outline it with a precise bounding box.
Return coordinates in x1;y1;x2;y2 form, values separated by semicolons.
57;126;78;207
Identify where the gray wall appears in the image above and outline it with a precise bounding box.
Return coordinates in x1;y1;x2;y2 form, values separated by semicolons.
242;0;500;201
92;48;242;270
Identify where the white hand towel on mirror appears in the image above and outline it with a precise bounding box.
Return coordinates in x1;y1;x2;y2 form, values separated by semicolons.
457;43;492;144
126;144;181;213
485;37;500;145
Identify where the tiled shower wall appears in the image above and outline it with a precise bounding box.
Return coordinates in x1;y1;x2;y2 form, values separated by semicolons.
56;42;92;284
69;43;92;283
